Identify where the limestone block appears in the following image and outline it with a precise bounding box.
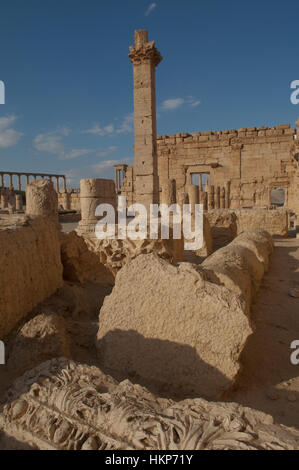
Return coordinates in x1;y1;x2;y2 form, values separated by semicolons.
26;179;58;223
235;209;288;237
97;253;252;399
206;210;238;249
0;217;63;337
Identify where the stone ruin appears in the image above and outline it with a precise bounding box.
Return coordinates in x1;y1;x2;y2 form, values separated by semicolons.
0;30;299;451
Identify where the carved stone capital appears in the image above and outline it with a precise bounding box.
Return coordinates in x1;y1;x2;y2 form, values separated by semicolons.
231;143;243;151
129;41;162;67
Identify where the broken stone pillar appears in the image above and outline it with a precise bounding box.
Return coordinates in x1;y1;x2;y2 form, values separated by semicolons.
161;179;176;205
77;178;116;239
15;194;23;211
26;179;58;223
129;30;162;212
220;187;226;209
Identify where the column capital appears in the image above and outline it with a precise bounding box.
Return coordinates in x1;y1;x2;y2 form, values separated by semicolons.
129;30;162;67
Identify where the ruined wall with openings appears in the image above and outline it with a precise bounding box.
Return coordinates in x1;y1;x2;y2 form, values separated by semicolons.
121;123;299;217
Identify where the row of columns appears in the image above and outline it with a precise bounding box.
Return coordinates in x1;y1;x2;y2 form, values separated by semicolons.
0;172;67;192
186;182;231;211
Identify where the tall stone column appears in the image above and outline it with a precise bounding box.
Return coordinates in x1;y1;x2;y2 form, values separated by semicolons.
129;30;162;212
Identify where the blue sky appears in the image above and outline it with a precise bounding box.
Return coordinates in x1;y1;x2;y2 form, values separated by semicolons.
0;0;299;188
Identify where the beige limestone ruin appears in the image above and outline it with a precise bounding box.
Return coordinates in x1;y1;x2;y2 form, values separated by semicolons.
26;179;58;223
129;30;162;213
1;29;299;452
0;216;63;338
85;226;184;276
1;358;299;450
76;178;116;239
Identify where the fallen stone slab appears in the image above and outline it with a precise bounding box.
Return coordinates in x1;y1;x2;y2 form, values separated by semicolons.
97;253;252;400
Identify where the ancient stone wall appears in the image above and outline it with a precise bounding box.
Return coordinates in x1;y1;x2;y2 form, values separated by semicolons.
0;217;63;338
121;124;299;216
206;208;288;249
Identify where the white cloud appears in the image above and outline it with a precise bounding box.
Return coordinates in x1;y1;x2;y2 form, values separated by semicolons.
116;114;134;134
84;113;134;137
160;97;201;111
161;98;185;111
145;2;157;16
33;128;93;160
97;146;118;158
190;100;201;107
34;131;65;155
0;115;23;148
84;123;115;136
63;149;94;160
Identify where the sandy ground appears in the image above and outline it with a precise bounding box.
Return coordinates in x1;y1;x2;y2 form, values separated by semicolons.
226;236;299;429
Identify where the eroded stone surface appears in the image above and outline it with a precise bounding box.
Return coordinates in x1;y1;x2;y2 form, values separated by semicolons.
60;231;114;284
97;253;252;399
26;179;58;223
1;358;299;450
202;229;274;307
0;217;63;337
86;229;184;276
